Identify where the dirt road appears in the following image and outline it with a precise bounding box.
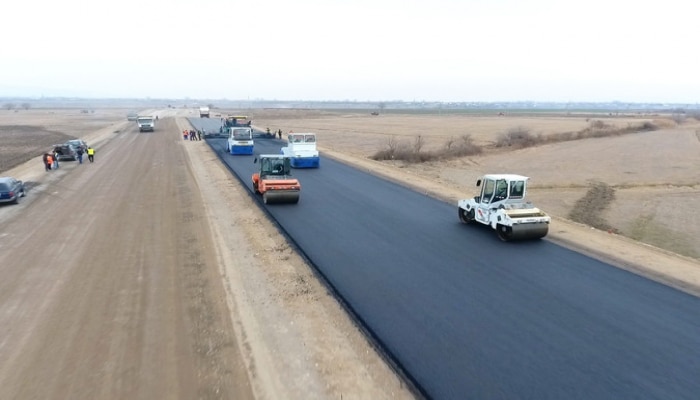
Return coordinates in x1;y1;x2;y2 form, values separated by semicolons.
0;115;413;400
0;118;253;399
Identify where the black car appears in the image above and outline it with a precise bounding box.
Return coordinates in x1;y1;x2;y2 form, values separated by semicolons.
0;177;26;204
53;144;78;161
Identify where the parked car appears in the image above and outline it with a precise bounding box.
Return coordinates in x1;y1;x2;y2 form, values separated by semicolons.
53;144;77;161
66;139;88;152
0;177;26;204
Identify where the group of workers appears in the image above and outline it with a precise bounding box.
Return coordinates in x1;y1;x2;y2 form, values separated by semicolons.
42;146;95;171
183;129;203;141
265;128;284;139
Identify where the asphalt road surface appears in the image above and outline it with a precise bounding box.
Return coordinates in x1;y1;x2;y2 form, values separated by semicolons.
0;119;253;400
198;118;700;400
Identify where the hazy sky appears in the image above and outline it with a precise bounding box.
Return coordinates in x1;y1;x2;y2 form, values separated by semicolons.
2;0;699;102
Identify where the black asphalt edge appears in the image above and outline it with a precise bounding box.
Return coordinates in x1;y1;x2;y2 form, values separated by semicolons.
200;134;429;400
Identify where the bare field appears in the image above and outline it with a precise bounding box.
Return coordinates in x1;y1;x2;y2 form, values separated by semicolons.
248;108;662;153
0;109;127;171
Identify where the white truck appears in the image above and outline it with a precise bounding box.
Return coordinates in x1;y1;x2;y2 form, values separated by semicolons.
199;106;210;118
136;116;155;132
458;174;550;241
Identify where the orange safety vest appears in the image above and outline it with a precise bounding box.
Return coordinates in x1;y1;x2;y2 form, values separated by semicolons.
47;155;53;164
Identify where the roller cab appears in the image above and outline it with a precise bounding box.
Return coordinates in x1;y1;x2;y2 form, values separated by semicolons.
252;155;301;204
457;174;550;241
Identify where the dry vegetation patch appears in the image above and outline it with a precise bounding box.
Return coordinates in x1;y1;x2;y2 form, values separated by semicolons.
568;182;616;232
369;118;661;163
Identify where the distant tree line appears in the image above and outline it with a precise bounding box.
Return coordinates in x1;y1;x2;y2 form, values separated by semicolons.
2;103;31;110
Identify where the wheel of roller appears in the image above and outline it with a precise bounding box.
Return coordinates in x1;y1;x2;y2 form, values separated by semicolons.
496;224;513;242
458;208;475;223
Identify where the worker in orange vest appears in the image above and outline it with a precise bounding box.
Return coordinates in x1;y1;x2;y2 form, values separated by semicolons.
45;153;54;171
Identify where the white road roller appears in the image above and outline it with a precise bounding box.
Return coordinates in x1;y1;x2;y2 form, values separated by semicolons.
458;174;550;241
281;133;319;168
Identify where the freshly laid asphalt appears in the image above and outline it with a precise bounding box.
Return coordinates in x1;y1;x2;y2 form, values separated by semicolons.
190;118;700;400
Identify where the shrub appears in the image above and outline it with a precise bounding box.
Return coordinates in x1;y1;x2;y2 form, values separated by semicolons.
371;136;400;160
671;113;686;124
495;126;540;148
444;135;482;157
371;134;483;163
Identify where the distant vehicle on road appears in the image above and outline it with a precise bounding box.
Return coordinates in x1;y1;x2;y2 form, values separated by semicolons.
53;144;78;161
0;177;26;204
199;106;210;118
127;112;138;121
137;116;155;132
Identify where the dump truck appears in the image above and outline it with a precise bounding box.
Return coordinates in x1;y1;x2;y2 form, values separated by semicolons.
199;106;210;118
252;155;301;204
281;133;320;168
136;116;155;132
457;174;550;241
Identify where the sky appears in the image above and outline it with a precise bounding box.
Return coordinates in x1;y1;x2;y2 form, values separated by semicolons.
2;0;699;103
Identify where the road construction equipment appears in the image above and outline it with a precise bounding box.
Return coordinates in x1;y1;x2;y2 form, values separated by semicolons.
252;155;301;204
457;174;550;241
281;133;319;168
227;127;254;155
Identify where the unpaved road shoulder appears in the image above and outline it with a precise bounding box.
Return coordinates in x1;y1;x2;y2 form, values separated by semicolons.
177;117;414;399
0;117;253;399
